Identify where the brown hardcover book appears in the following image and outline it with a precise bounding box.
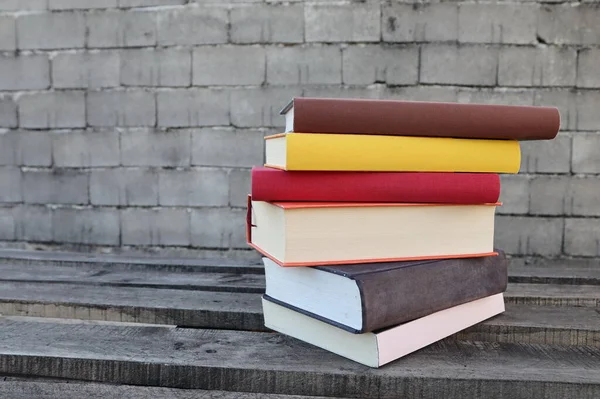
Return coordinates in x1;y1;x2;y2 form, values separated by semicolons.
281;97;560;141
263;252;508;333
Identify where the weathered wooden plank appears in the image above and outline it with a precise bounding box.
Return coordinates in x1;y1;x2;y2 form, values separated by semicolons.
0;263;265;293
0;377;340;399
3;260;600;299
0;249;264;274
2;250;599;284
505;283;600;307
0;320;599;398
458;305;600;347
0;281;599;346
0;282;263;330
509;257;600;285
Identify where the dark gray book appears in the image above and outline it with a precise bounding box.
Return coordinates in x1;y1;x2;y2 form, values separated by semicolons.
263;252;508;334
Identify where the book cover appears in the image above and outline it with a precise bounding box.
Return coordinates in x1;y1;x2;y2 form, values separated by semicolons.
265;133;521;173
251;167;501;204
282;97;560;141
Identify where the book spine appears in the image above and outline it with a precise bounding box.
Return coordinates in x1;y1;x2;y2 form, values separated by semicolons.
358;253;508;333
251;167;501;204
285;133;521;173
293;97;560;141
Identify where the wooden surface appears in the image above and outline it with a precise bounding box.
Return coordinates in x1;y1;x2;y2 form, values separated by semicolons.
0;377;339;399
0;250;599;398
0;317;599;398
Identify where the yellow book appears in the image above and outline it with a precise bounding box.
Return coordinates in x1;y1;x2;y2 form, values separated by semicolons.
265;133;520;173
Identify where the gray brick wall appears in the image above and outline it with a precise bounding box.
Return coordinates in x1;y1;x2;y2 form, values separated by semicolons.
0;0;598;259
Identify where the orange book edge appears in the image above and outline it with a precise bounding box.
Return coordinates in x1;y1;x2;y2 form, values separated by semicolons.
263;164;286;170
269;201;502;209
248;240;498;267
245;195;499;267
265;133;286;140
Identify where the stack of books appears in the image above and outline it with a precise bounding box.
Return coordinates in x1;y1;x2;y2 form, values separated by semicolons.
247;97;560;368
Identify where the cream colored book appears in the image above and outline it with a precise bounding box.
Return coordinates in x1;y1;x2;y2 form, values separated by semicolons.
262;293;505;368
248;200;498;267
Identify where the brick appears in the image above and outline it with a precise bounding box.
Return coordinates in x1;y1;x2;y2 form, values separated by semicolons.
572;133;600;173
520;134;571;174
498;47;576;87
267;46;342;85
0;55;50;91
421;45;498;86
50;0;117;9
305;2;380;42
23;170;88;205
577;49;600;88
0;207;16;240
0;167;21;203
343;45;418;85
193;46;265;86
119;0;186;6
52;208;119;245
569;177;600;217
457;88;534;106
230;87;302;128
15;206;52;242
0;96;17;128
497;175;530;215
19;92;86;129
195;0;261;3
87;90;155;127
53;131;120;167
0;16;16;51
533;89;577;131
231;4;303;44
90;169;158;206
564;219;600;256
17;12;85;50
157;7;227;46
121;209;190;246
121;49;191;87
52;51;120;89
157;90;229;128
121;129;190;167
191;207;246;249
158;168;228;207
87;10;156;48
0;0;46;11
381;86;458;103
382;3;458;43
458;3;537;44
529;176;569;216
0;132;52;167
495;216;563;256
228;168;251;208
0;133;18;166
191;129;264;168
306;86;385;100
537;4;600;45
575;91;600;131
14;131;53;167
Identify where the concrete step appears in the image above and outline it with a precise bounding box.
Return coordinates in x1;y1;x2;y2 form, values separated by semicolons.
0;318;598;399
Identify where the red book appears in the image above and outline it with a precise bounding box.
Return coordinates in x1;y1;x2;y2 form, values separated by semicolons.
251;167;500;204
